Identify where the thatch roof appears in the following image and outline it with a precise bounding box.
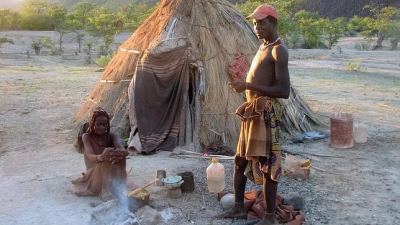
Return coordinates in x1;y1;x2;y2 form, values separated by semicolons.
74;0;323;150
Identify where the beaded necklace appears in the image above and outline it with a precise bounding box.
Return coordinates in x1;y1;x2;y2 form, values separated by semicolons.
260;37;280;50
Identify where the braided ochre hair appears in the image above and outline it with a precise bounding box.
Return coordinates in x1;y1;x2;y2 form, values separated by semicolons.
87;107;110;134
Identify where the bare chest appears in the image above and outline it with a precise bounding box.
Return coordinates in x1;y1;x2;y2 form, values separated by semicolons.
246;49;276;85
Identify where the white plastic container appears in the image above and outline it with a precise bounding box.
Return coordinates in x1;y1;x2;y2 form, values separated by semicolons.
353;122;368;143
206;158;225;193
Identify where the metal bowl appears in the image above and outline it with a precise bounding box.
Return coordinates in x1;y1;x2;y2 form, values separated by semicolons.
161;175;184;190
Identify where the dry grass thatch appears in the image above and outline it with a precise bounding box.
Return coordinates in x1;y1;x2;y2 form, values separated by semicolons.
74;0;323;149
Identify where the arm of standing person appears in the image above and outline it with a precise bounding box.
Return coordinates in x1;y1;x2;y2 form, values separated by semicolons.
270;44;290;98
229;45;290;98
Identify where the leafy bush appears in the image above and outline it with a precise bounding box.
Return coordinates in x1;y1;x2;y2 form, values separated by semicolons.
30;37;55;55
95;52;115;67
346;59;362;71
287;31;302;49
0;37;14;46
354;42;371;51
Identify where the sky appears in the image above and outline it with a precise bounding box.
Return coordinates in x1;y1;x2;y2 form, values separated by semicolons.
0;0;26;9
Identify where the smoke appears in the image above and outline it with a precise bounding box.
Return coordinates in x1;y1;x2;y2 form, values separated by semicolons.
89;170;143;224
90;199;138;225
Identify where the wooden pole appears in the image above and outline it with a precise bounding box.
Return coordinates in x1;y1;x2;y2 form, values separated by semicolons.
194;68;201;152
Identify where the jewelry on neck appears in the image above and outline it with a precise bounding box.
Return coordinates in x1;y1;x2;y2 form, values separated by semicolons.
92;133;107;146
260;37;280;50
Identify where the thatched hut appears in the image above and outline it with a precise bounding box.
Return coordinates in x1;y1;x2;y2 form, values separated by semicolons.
74;0;321;154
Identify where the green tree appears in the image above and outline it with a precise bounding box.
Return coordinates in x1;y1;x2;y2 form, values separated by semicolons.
0;9;20;30
386;20;400;50
74;32;86;53
30;37;54;55
235;1;263;18
83;40;96;65
86;7;124;55
348;16;365;33
118;3;154;31
69;1;98;30
48;5;69;53
270;0;304;44
67;2;97;53
363;5;400;49
20;0;52;30
47;5;67;31
294;10;323;48
322;17;347;49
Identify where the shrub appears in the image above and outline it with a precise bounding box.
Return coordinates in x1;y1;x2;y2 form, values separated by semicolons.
354;42;370;51
30;37;54;55
30;40;42;55
346;59;362;71
95;52;115;68
0;37;14;48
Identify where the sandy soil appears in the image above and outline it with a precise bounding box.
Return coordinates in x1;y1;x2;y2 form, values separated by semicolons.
0;31;399;225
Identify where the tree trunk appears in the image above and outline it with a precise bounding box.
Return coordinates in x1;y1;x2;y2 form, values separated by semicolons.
58;32;64;53
373;33;385;50
390;39;398;50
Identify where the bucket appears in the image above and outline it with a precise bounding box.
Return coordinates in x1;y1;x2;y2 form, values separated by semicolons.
354;122;367;143
178;171;195;193
330;112;354;149
126;189;150;212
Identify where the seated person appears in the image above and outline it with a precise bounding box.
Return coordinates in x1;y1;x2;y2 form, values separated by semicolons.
71;108;129;201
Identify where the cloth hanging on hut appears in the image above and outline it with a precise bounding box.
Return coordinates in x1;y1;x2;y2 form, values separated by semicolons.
133;46;190;153
228;53;249;82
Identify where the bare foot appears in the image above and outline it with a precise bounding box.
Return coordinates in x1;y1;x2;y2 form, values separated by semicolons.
255;212;278;225
215;203;247;219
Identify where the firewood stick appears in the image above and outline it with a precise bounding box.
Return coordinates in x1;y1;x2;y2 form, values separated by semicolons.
127;167;133;175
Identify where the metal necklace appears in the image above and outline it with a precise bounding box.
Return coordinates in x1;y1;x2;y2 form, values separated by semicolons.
260;37;280;50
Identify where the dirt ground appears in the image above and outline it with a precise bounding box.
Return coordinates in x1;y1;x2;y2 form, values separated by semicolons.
0;31;399;225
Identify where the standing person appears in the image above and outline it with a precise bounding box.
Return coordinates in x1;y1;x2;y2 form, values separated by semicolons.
217;4;290;225
72;108;129;201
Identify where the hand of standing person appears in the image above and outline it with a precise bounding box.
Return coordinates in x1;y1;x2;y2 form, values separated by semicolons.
228;81;247;93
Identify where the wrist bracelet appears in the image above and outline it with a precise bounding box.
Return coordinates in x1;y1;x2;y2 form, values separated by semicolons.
245;82;248;90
